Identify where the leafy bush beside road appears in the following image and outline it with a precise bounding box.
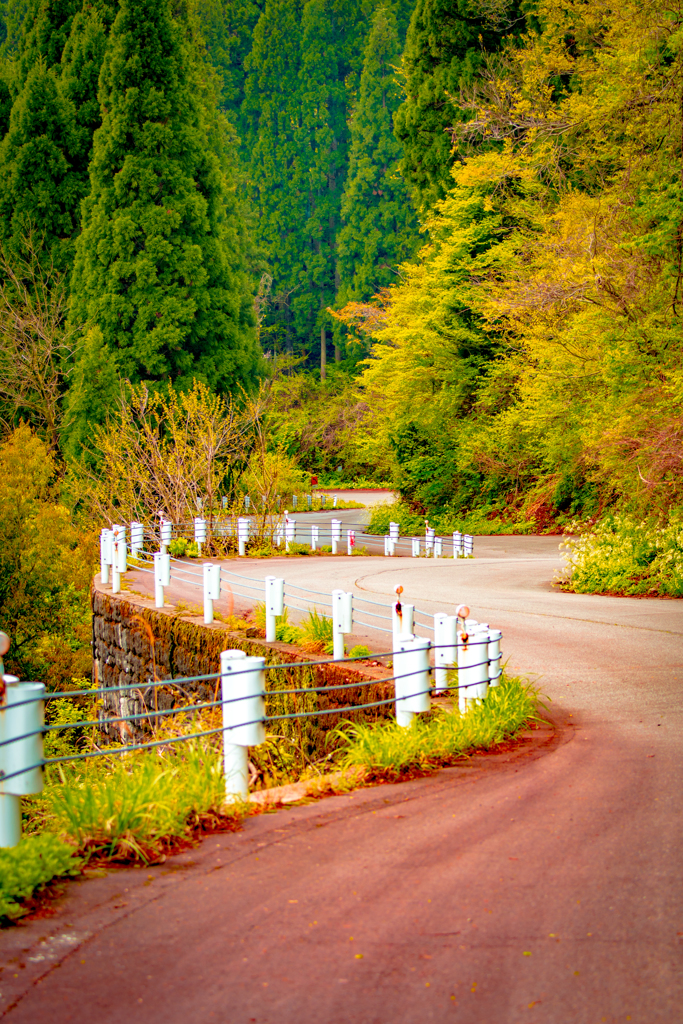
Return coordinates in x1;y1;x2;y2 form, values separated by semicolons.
0;835;81;922
560;516;683;597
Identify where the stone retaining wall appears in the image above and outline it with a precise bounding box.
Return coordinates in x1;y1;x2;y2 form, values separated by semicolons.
92;585;394;757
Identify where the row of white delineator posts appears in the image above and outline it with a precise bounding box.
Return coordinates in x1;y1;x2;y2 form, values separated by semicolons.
0;614;501;845
0;566;501;847
219;614;501;800
98;520;474;573
98;529;500;687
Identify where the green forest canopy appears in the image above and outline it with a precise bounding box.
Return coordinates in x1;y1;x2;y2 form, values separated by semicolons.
0;0;680;527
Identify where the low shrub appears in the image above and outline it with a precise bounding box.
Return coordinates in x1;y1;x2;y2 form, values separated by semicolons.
559;514;683;597
168;539;199;558
349;645;372;659
0;834;81;922
253;603;304;644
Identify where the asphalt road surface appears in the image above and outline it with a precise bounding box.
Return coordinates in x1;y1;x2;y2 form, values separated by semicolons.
1;539;682;1023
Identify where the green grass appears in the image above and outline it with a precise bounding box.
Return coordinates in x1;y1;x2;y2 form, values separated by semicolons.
43;740;233;863
335;675;543;780
299;607;334;654
253;603;335;653
559;513;683;597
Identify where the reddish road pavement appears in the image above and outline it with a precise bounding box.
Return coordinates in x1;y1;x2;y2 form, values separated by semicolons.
1;542;681;1023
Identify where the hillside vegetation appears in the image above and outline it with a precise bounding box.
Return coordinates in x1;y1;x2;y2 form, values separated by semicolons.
0;0;679;599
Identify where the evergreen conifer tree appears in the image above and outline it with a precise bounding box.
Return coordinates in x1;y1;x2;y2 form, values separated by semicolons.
296;0;363;375
0;61;79;268
337;5;418;309
394;0;511;212
66;0;259;448
243;0;305;354
17;0;82;85
195;0;262;127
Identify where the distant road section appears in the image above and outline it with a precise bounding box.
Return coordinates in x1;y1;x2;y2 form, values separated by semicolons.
316;488;397;506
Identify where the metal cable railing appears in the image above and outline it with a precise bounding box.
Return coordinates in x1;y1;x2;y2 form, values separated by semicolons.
0;629;500;848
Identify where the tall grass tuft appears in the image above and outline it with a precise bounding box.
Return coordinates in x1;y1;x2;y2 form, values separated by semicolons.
46;740;237;863
299;607;334;654
335;676;543;780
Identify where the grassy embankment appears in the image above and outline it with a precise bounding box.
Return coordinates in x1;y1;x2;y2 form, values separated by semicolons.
1;669;541;923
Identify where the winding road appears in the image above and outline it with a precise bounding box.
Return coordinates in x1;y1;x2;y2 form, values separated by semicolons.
1;535;681;1023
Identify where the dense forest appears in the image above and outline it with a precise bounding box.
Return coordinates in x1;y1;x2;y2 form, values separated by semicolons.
0;0;680;601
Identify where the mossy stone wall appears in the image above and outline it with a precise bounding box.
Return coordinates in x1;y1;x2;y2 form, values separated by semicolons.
92;586;393;758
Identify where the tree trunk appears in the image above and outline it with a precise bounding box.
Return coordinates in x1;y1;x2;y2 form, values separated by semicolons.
320;323;327;380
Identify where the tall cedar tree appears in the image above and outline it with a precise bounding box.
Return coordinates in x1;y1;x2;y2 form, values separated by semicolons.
243;0;305;354
66;0;259;451
195;0;262;130
16;0;82;86
0;60;80;269
337;5;418;309
59;3;116;180
296;0;364;375
394;0;514;212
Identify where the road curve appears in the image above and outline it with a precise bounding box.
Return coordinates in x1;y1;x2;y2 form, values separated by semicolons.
1;539;681;1023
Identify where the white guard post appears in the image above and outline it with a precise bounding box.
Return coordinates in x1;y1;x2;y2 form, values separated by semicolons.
203;563;220;624
384;535;391;556
389;521;400;555
411;537;421;558
425;525;435;556
458;622;489;713
160;519;172;553
331;518;342;554
264;576;284;642
333;495;338;508
391;586;414;651
100;527;113;585
220;650;266;802
434;537;442;558
307;494;312;509
0;679;45;848
285;514;296;552
311;524;319;552
153;551;170;608
347;529;355;555
394;635;431;728
195;517;207;556
111;524;126;594
320;494;325;508
275;523;283;548
433;613;457;695
464;534;474;557
237;517;250;557
332;589;353;660
453;531;463;558
130;521;144;558
488;628;502;686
